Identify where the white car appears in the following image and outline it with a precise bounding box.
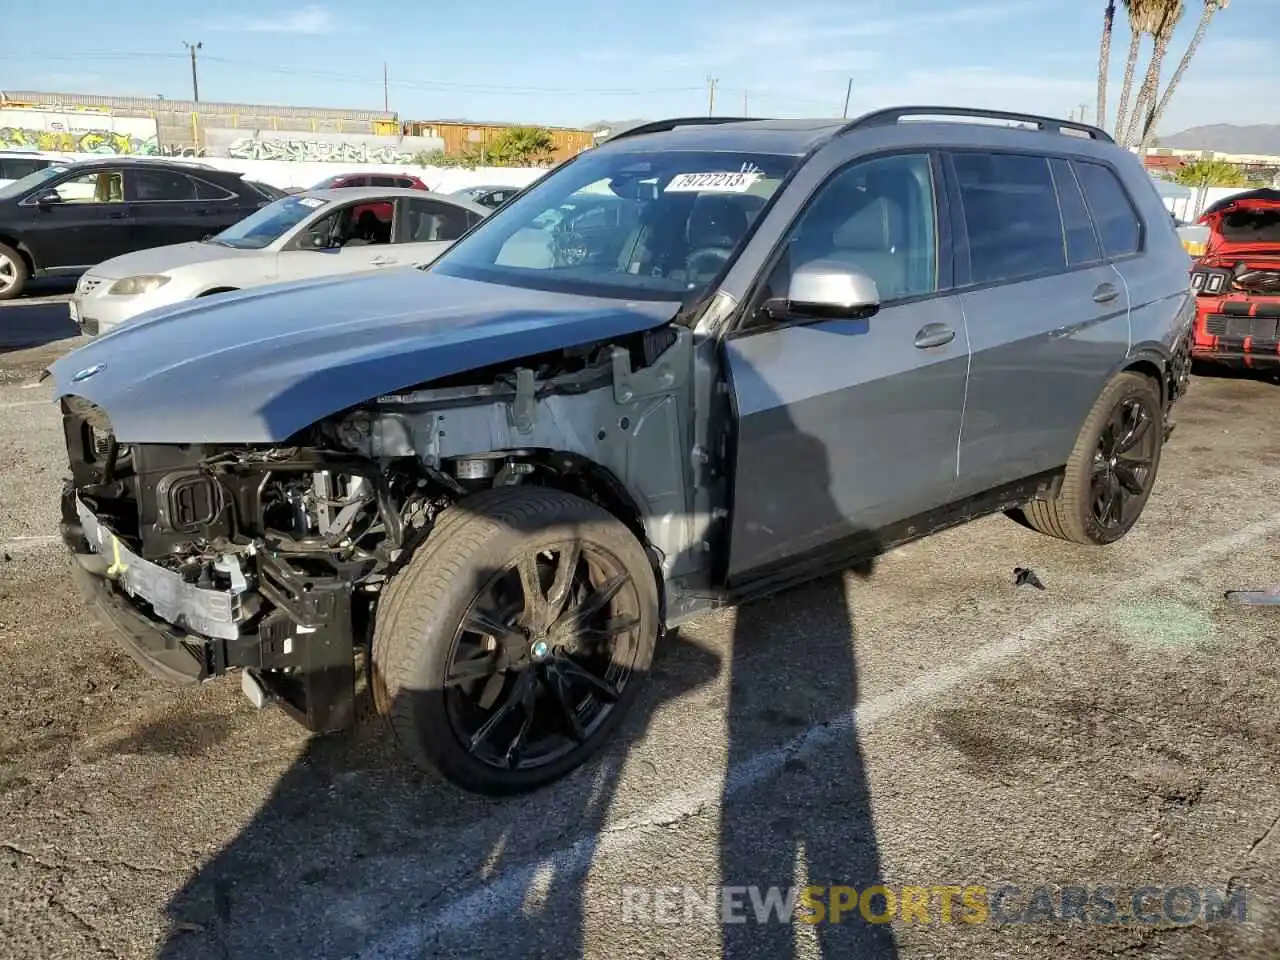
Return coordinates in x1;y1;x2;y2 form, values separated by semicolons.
71;186;490;335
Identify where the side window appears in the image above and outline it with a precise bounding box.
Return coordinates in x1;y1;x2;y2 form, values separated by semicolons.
952;152;1066;285
394;177;417;188
132;169;199;201
371;175;398;187
2;158;46;179
400;198;471;243
49;171;124;204
764;153;938;306
192;177;233;201
1048;158;1103;266
1073;161;1142;259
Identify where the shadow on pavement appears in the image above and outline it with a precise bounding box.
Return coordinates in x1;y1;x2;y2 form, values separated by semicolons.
0;280;80;353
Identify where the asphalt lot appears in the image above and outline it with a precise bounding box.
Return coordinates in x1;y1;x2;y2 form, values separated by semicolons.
1;301;1278;959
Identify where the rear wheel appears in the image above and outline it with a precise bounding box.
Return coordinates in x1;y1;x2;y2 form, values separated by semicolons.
0;243;29;301
371;487;658;795
1016;371;1164;545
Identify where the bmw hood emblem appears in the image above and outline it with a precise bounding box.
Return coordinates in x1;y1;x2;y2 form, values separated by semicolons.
71;362;106;383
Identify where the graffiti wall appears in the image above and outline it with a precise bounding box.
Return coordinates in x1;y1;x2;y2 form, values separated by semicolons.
0;108;160;154
202;128;444;164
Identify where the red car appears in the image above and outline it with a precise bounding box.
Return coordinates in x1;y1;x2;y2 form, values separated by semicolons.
1189;188;1280;369
309;172;430;229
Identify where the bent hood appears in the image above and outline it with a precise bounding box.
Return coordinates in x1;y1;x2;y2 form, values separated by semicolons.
49;268;681;444
90;240;263;279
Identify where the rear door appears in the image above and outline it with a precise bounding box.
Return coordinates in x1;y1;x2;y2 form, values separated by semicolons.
394;196;479;266
723;151;969;581
948;151;1128;499
127;167;227;249
19;167;134;269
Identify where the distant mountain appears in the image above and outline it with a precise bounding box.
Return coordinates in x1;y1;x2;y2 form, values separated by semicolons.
1160;123;1280;156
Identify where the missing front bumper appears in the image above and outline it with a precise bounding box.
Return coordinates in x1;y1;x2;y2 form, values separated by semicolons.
62;487;359;732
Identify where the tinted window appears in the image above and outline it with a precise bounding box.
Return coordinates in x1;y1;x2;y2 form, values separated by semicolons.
766;153;938;304
0;157;47;180
1073;161;1142;258
132;169;200;201
1049;158;1102;266
371;175;398;187
193;177;233;201
953;152;1066;284
401;198;471;242
394;177;417;188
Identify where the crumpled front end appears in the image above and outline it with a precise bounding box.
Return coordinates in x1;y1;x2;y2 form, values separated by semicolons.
57;395;405;732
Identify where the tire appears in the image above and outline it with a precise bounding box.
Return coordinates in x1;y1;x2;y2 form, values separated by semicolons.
370;486;659;795
1018;371;1164;545
0;242;29;301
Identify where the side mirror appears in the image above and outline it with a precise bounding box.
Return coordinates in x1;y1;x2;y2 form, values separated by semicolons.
766;259;881;322
33;190;62;206
298;231;332;250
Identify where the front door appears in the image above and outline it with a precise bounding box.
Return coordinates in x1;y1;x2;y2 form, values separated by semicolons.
723;152;969;582
275;199;400;282
21;168;133;269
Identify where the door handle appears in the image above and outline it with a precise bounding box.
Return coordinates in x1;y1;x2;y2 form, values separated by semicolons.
107;211;128;219
369;256;397;266
913;323;956;349
1093;282;1120;303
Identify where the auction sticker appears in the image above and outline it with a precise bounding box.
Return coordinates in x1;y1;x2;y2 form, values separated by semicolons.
665;171;762;193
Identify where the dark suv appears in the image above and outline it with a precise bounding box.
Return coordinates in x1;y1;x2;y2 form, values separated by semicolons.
50;107;1194;794
0;158;273;299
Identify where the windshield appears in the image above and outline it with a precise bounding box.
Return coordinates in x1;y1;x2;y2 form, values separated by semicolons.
211;195;328;249
1215;207;1280;246
430;149;799;301
0;164;68;200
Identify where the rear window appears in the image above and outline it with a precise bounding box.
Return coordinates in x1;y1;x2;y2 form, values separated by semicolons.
952;151;1067;284
1214;207;1280;245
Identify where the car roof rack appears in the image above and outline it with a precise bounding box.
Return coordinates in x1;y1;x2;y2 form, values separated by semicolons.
603;117;756;142
843;106;1115;143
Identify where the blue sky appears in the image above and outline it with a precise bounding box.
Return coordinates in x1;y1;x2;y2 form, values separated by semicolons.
1;0;1277;133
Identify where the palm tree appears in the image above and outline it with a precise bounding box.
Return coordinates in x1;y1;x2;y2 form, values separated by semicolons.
1142;0;1231;147
1122;0;1185;147
1113;0;1158;141
1097;0;1117;127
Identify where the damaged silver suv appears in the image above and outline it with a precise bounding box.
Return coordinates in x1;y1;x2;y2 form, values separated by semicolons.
50;108;1194;794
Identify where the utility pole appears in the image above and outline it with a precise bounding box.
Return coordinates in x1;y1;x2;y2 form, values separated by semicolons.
842;78;853;119
706;75;717;115
383;62;389;112
184;41;202;102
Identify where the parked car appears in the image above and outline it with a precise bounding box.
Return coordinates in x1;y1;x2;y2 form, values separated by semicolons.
1187;188;1280;368
0;158;273;300
450;184;523;209
309;172;429;191
0;150;61;189
70;187;490;335
50;108;1194;795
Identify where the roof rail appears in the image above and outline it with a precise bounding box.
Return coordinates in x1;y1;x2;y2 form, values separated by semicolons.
843;106;1115;143
604;116;756;142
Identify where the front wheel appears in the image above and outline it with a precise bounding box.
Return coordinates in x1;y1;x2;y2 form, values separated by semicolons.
371;486;659;795
1017;371;1164;545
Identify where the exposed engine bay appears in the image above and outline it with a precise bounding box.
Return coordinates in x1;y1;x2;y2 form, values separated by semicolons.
58;322;717;730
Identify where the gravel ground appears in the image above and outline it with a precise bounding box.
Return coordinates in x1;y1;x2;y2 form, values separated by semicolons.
0;319;1277;960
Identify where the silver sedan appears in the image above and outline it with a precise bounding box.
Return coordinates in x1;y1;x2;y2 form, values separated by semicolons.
70;186;490;336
